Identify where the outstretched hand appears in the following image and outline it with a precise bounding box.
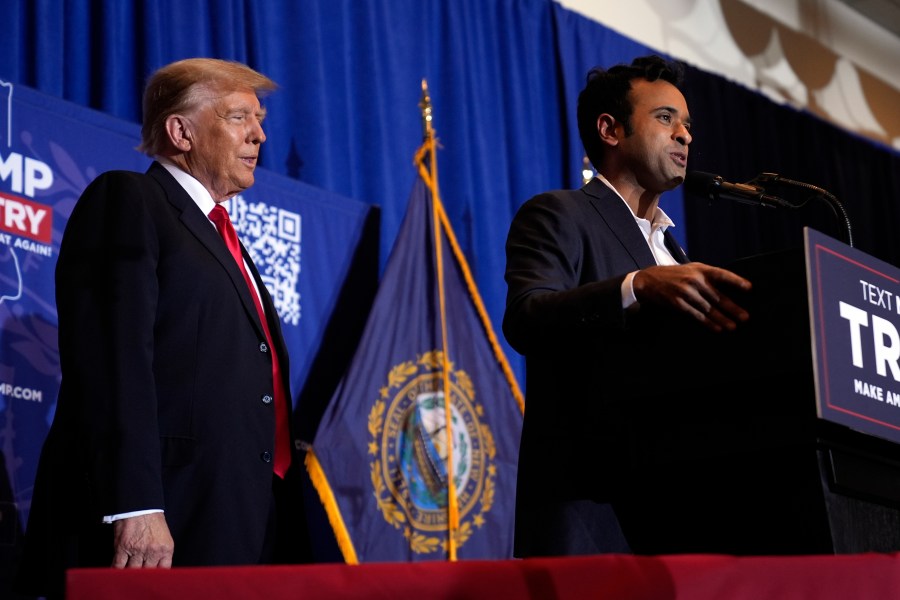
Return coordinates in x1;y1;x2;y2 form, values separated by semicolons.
112;512;174;569
633;262;751;332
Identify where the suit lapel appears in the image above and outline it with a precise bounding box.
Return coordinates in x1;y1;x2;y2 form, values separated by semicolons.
146;162;267;340
582;178;657;269
583;178;690;267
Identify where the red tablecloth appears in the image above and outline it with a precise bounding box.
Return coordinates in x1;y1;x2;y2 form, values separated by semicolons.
68;553;900;600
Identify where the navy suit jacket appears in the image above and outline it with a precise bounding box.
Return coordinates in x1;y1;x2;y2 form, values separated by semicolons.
19;162;299;596
503;178;687;557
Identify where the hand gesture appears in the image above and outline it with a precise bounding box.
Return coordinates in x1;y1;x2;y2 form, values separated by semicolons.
633;262;751;332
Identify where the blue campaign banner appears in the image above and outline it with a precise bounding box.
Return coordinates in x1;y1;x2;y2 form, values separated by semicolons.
0;80;373;546
0;81;151;548
806;228;900;444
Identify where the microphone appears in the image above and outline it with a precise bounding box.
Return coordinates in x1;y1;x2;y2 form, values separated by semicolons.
684;171;788;208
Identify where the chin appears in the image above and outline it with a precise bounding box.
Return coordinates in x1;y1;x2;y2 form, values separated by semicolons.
660;178;682;191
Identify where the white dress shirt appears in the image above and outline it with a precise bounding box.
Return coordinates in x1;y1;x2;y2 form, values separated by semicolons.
593;175;678;309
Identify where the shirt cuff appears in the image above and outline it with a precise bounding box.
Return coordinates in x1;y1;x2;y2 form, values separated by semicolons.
621;271;639;310
102;509;164;524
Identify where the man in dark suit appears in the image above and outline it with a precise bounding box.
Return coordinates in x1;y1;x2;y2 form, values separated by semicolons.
504;56;751;557
18;58;309;598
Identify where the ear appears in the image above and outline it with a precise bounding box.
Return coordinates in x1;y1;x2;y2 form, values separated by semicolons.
164;114;193;152
597;114;621;148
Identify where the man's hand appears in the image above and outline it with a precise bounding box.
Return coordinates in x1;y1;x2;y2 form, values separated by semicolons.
112;512;174;569
633;263;752;332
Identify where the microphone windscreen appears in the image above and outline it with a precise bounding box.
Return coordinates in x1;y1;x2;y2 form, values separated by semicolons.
683;171;718;195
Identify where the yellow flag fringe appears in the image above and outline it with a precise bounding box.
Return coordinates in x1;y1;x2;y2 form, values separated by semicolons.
304;449;360;564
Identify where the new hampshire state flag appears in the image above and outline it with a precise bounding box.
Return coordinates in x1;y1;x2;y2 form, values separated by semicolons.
306;136;524;562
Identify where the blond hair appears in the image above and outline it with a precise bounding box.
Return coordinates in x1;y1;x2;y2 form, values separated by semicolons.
138;58;277;156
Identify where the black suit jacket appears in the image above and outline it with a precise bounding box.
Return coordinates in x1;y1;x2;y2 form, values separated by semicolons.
503;179;687;557
19;162;301;596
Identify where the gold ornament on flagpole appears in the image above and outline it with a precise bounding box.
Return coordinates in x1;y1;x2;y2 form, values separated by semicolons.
419;79;434;141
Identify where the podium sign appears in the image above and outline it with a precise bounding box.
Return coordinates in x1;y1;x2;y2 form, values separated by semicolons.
807;228;900;444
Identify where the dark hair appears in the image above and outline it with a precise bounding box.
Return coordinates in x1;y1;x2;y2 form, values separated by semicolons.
577;55;684;169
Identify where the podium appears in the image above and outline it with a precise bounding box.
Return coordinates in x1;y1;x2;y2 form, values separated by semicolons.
610;230;900;555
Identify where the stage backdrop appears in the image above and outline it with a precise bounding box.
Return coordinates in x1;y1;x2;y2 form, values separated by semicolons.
4;0;900;581
0;81;377;575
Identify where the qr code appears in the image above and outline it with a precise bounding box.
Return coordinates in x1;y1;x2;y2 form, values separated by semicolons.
227;194;302;326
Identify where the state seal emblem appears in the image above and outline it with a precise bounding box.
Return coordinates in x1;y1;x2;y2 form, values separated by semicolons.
368;350;497;554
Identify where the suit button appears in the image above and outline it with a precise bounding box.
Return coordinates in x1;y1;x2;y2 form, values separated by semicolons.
261;451;272;463
261;394;273;405
259;342;268;353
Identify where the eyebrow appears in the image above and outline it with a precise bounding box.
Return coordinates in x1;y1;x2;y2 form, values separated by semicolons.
222;106;267;121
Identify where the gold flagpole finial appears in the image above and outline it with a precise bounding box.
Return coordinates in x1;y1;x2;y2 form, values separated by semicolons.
419;78;434;141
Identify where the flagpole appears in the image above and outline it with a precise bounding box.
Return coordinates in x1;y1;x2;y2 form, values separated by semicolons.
418;79;460;561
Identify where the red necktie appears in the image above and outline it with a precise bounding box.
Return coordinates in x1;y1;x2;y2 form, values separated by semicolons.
208;204;291;478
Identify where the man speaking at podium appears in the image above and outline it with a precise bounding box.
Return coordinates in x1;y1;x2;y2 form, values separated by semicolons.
504;56;752;557
19;58;309;598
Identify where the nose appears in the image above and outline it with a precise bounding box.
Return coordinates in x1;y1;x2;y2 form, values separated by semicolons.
675;122;692;146
249;118;266;144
